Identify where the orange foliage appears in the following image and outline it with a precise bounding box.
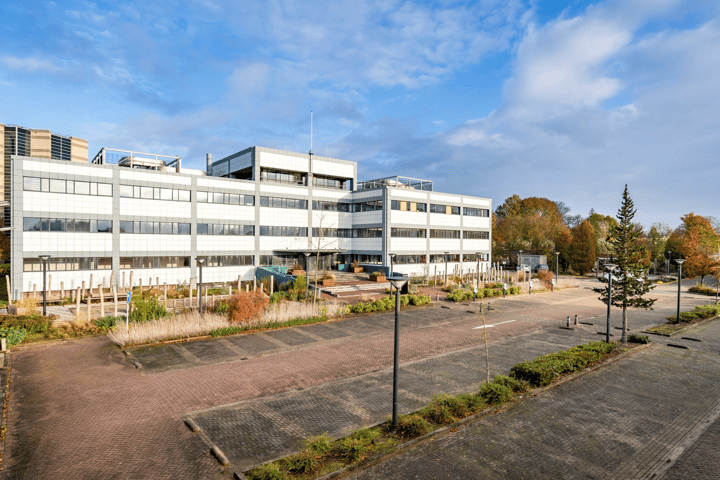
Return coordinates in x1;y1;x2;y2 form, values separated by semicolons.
537;270;555;289
227;290;269;324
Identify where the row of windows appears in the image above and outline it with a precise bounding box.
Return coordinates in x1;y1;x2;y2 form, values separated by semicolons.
260;169;303;185
23;257;112;272
312;200;351;212
392;254;488;264
259;226;308;237
259;255;300;267
430;204;461;215
120;185;191;202
260;196;307;209
390;200;428;213
24;176;112;197
463;207;490;217
312;175;345;189
120;257;192;269
313;228;354;238
391;228;426;238
197;224;255;236
430;254;461;262
197;191;255;205
120;221;191;235
24;217;113;233
198;255;255;267
463;230;490;239
355;228;383;238
430;229;460;239
355;200;383;212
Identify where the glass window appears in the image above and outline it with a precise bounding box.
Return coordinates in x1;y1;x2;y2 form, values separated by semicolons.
178;190;190;202
120;185;133;198
153;188;162;200
228;194;240;205
197;223;208;235
178;223;190;235
197;191;208;203
244;195;255;206
66;219;75;232
41;178;50;192
97;220;112;233
140;222;153;234
23;217;41;231
140;187;153;199
75;181;89;195
89;219;97;233
120;221;133;233
75;220;90;232
153;222;160;234
90;183;98;196
160;222;172;234
24;177;41;191
214;193;224;204
213;224;224;235
49;218;65;232
97;183;112;196
66;181;74;194
260;196;269;207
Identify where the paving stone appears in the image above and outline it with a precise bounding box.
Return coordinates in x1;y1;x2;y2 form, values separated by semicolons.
263;328;318;347
297;322;352;340
131;344;190;370
181;338;237;362
225;333;280;354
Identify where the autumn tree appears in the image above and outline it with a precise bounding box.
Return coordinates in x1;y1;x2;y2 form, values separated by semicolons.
568;220;596;275
588;212;618;256
679;213;720;285
592;186;656;346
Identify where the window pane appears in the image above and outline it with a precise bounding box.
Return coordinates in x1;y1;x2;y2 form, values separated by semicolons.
97;183;112;196
141;222;153;234
120;185;133;197
140;187;153;199
160;188;172;200
160;222;172;234
197;223;208;235
90;183;98;195
49;218;65;231
41;178;50;192
97;220;112;233
214;193;224;204
23;217;41;231
178;190;190;202
89;219;97;233
229;194;240;205
198;191;208;203
153;188;161;200
245;195;255;206
213;224;224;235
178;223;190;235
120;221;133;233
66;181;74;194
24;177;41;191
75;181;89;195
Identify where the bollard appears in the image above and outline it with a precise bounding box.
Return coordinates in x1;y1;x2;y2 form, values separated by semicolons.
89;274;93;296
574;315;578;326
33;284;37;299
61;281;65;300
5;275;11;306
246;284;249;293
113;286;118;317
75;287;81;320
82;280;86;298
253;277;256;291
566;316;570;328
99;284;105;318
87;290;91;320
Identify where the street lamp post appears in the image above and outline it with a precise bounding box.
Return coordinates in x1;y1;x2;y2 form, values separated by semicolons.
38;255;51;316
666;251;671;276
303;252;311;300
444;252;450;285
388;253;396;297
195;258;205;315
475;252;481;301
604;263;616;343
555;251;560;285
387;275;409;430
676;259;685;323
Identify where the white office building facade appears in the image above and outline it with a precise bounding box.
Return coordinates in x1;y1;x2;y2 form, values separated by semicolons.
10;146;491;298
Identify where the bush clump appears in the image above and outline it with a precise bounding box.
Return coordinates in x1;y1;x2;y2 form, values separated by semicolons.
628;334;650;344
284;449;316;475
480;382;513;405
336;437;367;462
0;314;50;334
227;290;270;324
491;374;528;393
0;327;27;346
688;285;716;295
394;414;431;439
666;304;720;324
247;462;287;480
347;295;430;313
130;289;169;322
93;316;122;332
510;341;616;387
304;433;332;455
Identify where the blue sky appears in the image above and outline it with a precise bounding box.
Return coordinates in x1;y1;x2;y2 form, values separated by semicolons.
1;0;719;229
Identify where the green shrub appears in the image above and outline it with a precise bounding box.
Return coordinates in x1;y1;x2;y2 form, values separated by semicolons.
214;302;229;314
0;327;27;346
455;392;486;411
130;289;169;322
395;414;431;439
510;341;616;387
304;433;332;455
0;314;50;334
628;334;650;344
689;285;716;295
421;394;471;423
492;374;528;393
480;382;513;405
284;449;315;475
509;286;521;294
294;276;307;292
247;462;287;480
93;316;122;331
349;427;379;442
666;304;720;323
337;437;367;462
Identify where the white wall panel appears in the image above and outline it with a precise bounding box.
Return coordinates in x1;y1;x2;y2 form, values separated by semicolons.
197;204;255;222
429;239;461;251
259;183;308;196
390;189;428;200
259;209;310;227
462;217;491;229
258;152;308;172
428;214;462;227
390;211;427;225
312;159;353;178
196;237;255;251
197;176;254;192
462;197;491;207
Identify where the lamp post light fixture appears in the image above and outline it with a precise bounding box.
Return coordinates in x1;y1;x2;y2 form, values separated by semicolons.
195;258;206;315
303;252;311;300
604;263;616;343
387;275;409;431
388;253;397;297
38;255;51;316
676;259;685;323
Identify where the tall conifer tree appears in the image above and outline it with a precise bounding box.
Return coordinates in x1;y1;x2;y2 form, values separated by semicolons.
593;185;656;345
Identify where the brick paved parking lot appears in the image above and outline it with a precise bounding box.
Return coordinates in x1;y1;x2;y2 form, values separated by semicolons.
1;279;716;479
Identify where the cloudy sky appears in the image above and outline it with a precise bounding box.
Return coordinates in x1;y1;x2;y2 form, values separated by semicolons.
1;0;718;228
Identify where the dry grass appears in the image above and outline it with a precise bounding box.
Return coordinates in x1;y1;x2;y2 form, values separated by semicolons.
107;311;231;346
261;301;344;323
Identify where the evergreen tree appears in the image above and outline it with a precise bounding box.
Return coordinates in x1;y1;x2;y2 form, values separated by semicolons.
592;185;656;346
568;220;597;275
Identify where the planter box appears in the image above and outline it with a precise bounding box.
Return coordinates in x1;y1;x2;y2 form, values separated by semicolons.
371;275;386;282
322;279;336;287
352;267;364;273
291;270;306;276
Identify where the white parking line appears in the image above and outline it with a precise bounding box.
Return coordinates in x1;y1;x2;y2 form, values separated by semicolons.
473;320;516;330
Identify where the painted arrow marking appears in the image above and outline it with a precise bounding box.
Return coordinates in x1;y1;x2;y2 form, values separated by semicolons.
473;320;516;330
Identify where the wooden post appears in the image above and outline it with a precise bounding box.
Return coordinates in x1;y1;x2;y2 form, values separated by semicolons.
189;278;195;298
129;271;133;289
48;274;52;298
33;284;37;298
82;280;86;298
246;284;249;292
98;284;105;318
112;286;118;317
75;287;81;320
60;281;65;300
87;289;91;320
237;275;242;290
164;283;168;307
89;274;93;296
156;277;160;289
253;277;256;291
122;271;126;289
110;272;115;289
5;275;11;306
270;277;274;295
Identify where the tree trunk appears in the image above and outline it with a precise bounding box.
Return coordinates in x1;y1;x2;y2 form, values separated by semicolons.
621;302;628;346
